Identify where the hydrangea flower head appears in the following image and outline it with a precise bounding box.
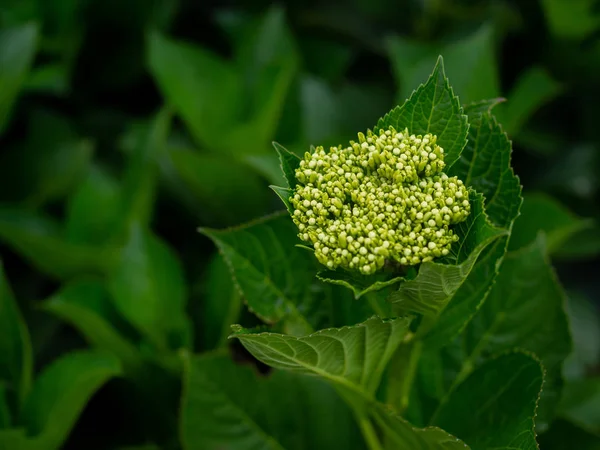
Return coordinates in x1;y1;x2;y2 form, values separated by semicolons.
290;126;471;274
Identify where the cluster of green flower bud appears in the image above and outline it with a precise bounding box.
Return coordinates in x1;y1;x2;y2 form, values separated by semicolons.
290;126;471;274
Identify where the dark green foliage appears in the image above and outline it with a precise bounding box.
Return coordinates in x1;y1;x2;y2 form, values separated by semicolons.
0;1;598;449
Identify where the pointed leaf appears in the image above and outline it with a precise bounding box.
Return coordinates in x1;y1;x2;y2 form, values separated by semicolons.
0;23;39;135
423;101;522;347
108;224;191;351
232;316;412;397
375;56;468;168
273;141;300;189
390;192;506;316
181;353;362;450
21;351;121;450
0;262;32;407
455;236;571;431
200;213;318;334
269;185;293;215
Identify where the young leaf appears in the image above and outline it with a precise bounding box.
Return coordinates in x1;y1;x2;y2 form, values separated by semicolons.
375;56;468;168
41;279;143;373
108;223;191;352
0;208;116;280
272;141;300;189
0;23;38;135
200;254;242;350
269;185;294;215
181;353;363;450
20;351;121;450
231;316;412;398
316;270;405;300
453;236;571;431
147;31;241;152
389;192;506;316
432;352;543;450
200;212;318;335
509;192;593;253
0;262;32;407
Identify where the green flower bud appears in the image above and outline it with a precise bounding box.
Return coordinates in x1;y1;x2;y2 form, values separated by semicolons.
290;126;471;274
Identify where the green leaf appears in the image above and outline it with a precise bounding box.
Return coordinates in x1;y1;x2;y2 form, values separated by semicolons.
0;208;116;280
423;101;522;347
509;192;594;253
200;212;319;334
232;316;412;398
0;262;32;408
147;31;241;152
559;378;600;435
371;404;468;450
269;185;294;215
200;254;242;350
108;223;191;351
41;279;143;373
273;141;300;190
0;23;39;135
389;192;506;316
388;23;499;105
64;165;121;246
181;353;363;450
376;56;468;168
455;236;571;431
432;352;543;450
168;148;269;226
496;66;562;135
21;351;121;450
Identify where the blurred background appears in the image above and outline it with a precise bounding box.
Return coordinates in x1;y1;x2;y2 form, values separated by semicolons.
0;0;599;448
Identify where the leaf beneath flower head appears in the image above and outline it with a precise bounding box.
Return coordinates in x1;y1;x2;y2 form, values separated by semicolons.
389;192;506;316
273;141;301;190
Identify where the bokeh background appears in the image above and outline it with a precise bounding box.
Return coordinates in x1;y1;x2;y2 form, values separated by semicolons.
0;0;599;449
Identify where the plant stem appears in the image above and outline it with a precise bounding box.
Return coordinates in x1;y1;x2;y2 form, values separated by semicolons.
400;339;422;412
358;416;383;450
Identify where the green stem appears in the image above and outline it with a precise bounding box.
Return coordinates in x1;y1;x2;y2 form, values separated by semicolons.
385;336;422;415
357;415;383;450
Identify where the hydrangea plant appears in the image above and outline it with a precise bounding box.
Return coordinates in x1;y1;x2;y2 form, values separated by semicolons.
201;57;572;450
